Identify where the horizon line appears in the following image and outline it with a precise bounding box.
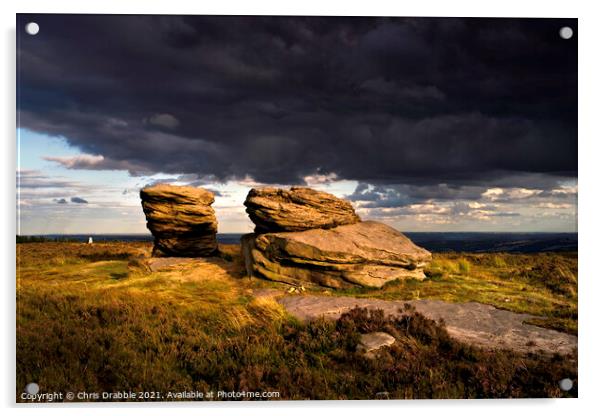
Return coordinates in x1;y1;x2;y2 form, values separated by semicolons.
17;231;579;236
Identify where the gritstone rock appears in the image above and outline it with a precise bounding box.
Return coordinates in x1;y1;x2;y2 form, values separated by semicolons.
244;187;360;233
242;221;431;288
140;184;218;257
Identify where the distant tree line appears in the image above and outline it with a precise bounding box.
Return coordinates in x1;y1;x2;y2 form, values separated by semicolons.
16;235;79;243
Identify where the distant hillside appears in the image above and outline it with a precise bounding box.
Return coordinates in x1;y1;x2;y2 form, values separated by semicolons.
17;232;577;253
405;232;577;253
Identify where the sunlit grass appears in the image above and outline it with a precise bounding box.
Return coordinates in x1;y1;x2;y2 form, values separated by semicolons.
16;242;577;400
318;252;577;335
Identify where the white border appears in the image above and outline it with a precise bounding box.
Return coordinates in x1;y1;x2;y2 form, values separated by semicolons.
3;1;601;415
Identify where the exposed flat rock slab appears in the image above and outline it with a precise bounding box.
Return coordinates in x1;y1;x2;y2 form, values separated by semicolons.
242;221;432;289
357;332;396;358
244;187;360;233
275;294;577;355
146;257;200;272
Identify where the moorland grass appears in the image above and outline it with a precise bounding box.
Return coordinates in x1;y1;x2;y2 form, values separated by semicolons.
16;242;577;400
330;252;577;335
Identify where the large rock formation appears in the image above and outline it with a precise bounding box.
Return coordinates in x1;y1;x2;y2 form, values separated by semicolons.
244;187;360;233
242;221;432;288
140;184;218;257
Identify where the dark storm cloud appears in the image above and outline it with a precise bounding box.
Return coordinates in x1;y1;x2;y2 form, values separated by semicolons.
17;14;577;191
348;182;488;207
70;197;88;204
488;212;521;217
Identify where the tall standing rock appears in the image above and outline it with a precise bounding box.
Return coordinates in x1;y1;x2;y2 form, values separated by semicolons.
244;187;360;233
140;184;218;257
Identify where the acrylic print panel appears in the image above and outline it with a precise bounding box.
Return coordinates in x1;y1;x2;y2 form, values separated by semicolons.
16;14;577;402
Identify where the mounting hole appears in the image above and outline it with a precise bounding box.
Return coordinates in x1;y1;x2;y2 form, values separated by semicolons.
559;26;573;40
25;22;39;36
559;378;573;391
25;382;39;395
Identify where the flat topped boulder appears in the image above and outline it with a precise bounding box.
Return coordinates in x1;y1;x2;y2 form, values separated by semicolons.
260;221;432;266
242;221;432;288
141;184;215;206
140;184;218;257
244;187;360;233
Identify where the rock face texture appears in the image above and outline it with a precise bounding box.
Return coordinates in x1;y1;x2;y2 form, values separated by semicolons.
140;184;218;257
244;187;360;233
242;221;431;288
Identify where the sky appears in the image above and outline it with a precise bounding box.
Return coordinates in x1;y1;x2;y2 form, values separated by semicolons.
16;15;577;234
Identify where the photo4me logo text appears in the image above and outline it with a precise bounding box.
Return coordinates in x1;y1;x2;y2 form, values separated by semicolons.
19;390;281;402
